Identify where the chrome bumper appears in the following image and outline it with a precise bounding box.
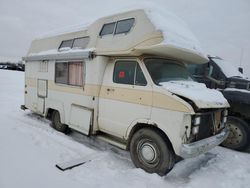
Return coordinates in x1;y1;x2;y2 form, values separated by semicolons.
180;127;229;158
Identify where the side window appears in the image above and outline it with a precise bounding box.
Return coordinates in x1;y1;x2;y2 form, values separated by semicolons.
100;22;116;36
72;37;90;49
113;61;136;85
55;62;68;84
135;64;147;86
115;18;135;34
58;39;73;50
113;61;147;86
55;61;84;86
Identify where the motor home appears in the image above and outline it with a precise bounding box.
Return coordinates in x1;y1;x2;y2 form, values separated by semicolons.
22;9;229;175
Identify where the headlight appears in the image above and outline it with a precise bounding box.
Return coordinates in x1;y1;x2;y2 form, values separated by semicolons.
193;116;201;125
223;109;228;117
192;126;199;135
223;116;227;123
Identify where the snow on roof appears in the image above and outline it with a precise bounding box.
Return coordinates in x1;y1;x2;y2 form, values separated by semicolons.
143;7;204;57
28;48;95;57
212;58;247;78
36;2;206;59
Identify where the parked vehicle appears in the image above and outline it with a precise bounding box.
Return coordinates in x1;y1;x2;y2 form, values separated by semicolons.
0;62;25;71
188;56;250;151
21;9;229;175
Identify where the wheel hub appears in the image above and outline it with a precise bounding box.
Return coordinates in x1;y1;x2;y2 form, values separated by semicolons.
137;140;159;166
141;143;156;162
223;123;243;147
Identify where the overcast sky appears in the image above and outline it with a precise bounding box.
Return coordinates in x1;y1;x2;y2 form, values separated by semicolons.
0;0;250;75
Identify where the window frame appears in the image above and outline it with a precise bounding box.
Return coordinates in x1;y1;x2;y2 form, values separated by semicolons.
55;62;69;85
113;60;147;86
114;18;135;35
72;36;90;49
99;17;135;37
58;39;74;51
58;36;90;51
99;22;116;37
54;60;85;87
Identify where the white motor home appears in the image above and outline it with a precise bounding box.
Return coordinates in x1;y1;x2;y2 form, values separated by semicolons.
22;9;229;175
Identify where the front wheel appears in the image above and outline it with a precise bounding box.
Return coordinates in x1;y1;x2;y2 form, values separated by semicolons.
221;116;250;151
129;128;175;176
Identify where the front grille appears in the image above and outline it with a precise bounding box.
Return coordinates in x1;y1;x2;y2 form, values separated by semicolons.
192;110;222;141
196;114;214;140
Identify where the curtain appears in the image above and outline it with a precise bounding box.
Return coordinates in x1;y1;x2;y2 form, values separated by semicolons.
68;62;83;86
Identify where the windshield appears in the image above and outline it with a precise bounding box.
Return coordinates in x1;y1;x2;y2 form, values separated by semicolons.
144;58;191;85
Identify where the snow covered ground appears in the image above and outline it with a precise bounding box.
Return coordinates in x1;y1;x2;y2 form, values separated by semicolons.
1;69;250;188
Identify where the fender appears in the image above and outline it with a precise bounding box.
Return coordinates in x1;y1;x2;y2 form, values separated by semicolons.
125;118;157;140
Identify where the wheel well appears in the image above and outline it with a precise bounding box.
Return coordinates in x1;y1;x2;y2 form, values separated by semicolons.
46;108;56;120
126;123;175;154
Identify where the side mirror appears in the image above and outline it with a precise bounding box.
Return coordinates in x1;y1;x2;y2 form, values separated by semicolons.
238;67;243;74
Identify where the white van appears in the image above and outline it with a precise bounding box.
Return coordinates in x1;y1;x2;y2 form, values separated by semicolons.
22;9;229;175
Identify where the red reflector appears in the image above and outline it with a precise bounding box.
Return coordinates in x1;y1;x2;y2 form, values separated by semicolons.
119;71;125;78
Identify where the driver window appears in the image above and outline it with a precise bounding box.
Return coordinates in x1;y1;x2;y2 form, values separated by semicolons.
113;61;147;86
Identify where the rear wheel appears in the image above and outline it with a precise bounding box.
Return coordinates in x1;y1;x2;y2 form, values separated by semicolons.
221;116;250;151
129;128;175;176
51;111;68;133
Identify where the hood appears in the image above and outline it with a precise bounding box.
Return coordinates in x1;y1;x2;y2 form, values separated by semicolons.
160;81;229;109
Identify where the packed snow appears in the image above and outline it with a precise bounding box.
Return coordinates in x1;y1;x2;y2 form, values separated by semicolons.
28;48;95;57
142;5;204;56
1;69;250;188
160;81;229;108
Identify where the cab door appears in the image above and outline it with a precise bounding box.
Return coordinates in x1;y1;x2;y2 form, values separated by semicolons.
98;59;152;138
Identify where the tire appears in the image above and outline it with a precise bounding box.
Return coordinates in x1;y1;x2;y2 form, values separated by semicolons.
129;128;175;176
51;111;68;133
221;116;250;151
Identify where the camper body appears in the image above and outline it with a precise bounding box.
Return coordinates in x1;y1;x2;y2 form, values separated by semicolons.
22;9;229;175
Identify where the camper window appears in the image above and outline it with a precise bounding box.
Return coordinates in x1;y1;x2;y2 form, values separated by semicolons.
58;39;74;50
72;37;90;49
55;62;68;84
113;61;147;86
55;61;84;87
100;22;116;36
115;18;135;34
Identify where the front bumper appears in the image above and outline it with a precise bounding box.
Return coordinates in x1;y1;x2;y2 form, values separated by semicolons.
180;127;229;158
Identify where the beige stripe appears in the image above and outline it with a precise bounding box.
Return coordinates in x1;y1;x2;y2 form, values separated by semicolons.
153;92;191;113
26;77;191;113
100;86;152;106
